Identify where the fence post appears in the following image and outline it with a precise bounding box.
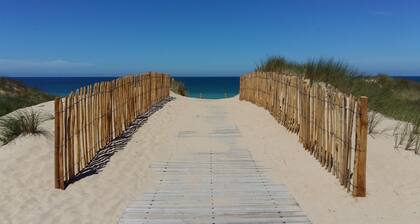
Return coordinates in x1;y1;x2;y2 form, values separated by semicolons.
54;98;64;189
353;96;368;197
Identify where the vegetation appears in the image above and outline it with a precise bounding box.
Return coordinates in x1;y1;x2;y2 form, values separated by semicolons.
0;109;49;144
0;77;54;117
393;119;420;154
257;56;420;153
171;78;188;96
256;56;420;122
368;111;383;136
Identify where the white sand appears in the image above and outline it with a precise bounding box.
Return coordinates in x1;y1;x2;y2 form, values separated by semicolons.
1;93;420;223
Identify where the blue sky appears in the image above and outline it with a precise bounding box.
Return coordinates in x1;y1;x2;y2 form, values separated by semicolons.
0;0;419;76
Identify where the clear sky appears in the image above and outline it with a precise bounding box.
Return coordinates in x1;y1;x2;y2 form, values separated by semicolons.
0;0;419;76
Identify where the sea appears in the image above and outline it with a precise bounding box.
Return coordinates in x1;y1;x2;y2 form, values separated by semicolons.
13;76;241;99
11;75;419;99
394;76;420;83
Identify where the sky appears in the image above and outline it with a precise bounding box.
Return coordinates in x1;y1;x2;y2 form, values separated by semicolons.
0;0;419;76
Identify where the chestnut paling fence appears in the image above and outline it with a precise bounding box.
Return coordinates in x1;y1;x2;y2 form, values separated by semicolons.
240;72;368;197
54;72;171;189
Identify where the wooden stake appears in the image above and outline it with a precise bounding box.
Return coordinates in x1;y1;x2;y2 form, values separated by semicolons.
353;96;368;197
54;98;64;189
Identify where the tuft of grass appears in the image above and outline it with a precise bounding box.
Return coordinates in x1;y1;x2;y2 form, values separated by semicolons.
256;56;304;74
171;78;188;96
405;118;420;153
393;122;402;149
392;119;420;153
368;111;383;136
303;59;358;93
0;109;49;144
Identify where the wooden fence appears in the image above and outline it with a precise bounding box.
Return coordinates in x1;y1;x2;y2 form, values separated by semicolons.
54;72;171;189
240;72;368;197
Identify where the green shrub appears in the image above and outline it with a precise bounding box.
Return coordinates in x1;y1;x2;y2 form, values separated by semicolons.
0;109;49;144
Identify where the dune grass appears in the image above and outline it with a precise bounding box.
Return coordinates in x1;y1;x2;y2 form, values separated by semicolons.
393;119;420;154
0;109;50;144
256;56;420;122
0;77;54;117
368;111;384;136
171;78;188;96
257;56;420;153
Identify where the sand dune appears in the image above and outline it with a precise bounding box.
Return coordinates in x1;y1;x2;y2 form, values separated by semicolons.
1;93;420;223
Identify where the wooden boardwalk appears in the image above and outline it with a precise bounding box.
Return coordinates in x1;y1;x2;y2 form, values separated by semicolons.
118;105;311;224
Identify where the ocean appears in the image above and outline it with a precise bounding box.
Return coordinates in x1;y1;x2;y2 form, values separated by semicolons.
394;76;420;83
174;77;239;99
13;76;241;99
14;77;117;97
12;75;419;99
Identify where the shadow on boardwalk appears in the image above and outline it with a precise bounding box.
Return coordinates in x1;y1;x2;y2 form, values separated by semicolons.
65;97;175;188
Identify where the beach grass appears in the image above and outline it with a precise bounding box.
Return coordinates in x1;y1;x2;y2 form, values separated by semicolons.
0;77;54;117
0;109;49;144
171;78;188;96
256;56;420;123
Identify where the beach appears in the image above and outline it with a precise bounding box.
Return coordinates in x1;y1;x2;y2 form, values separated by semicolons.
1;93;420;223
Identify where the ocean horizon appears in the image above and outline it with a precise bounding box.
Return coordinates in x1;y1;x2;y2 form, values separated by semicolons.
13;76;241;99
12;75;420;99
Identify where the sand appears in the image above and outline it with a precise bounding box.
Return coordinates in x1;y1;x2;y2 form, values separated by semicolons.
1;93;420;223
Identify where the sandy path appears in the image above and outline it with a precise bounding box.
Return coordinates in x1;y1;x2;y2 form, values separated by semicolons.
1;93;420;223
118;101;310;223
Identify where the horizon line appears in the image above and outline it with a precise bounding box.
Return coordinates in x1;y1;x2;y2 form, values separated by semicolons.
2;73;420;78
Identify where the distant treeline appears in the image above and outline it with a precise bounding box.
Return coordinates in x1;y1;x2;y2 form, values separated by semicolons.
256;56;420;123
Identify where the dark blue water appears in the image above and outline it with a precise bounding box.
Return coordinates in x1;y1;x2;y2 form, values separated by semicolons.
395;76;420;83
14;77;117;96
174;77;240;99
13;76;240;99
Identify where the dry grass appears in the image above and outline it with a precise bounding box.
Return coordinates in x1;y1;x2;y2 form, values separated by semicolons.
393;119;420;154
368;111;383;136
171;78;188;96
0;109;50;144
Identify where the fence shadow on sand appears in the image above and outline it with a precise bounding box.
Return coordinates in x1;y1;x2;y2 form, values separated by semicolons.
65;96;175;188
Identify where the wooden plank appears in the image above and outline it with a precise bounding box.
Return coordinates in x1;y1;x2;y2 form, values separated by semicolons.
76;90;81;172
87;85;92;162
63;96;69;182
54;98;64;189
81;87;87;167
353;96;368;197
69;93;75;179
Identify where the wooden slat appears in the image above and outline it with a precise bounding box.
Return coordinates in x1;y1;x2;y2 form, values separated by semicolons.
54;98;63;189
353;96;368;197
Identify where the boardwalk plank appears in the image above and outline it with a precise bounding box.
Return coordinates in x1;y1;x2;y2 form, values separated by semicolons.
118;105;311;224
